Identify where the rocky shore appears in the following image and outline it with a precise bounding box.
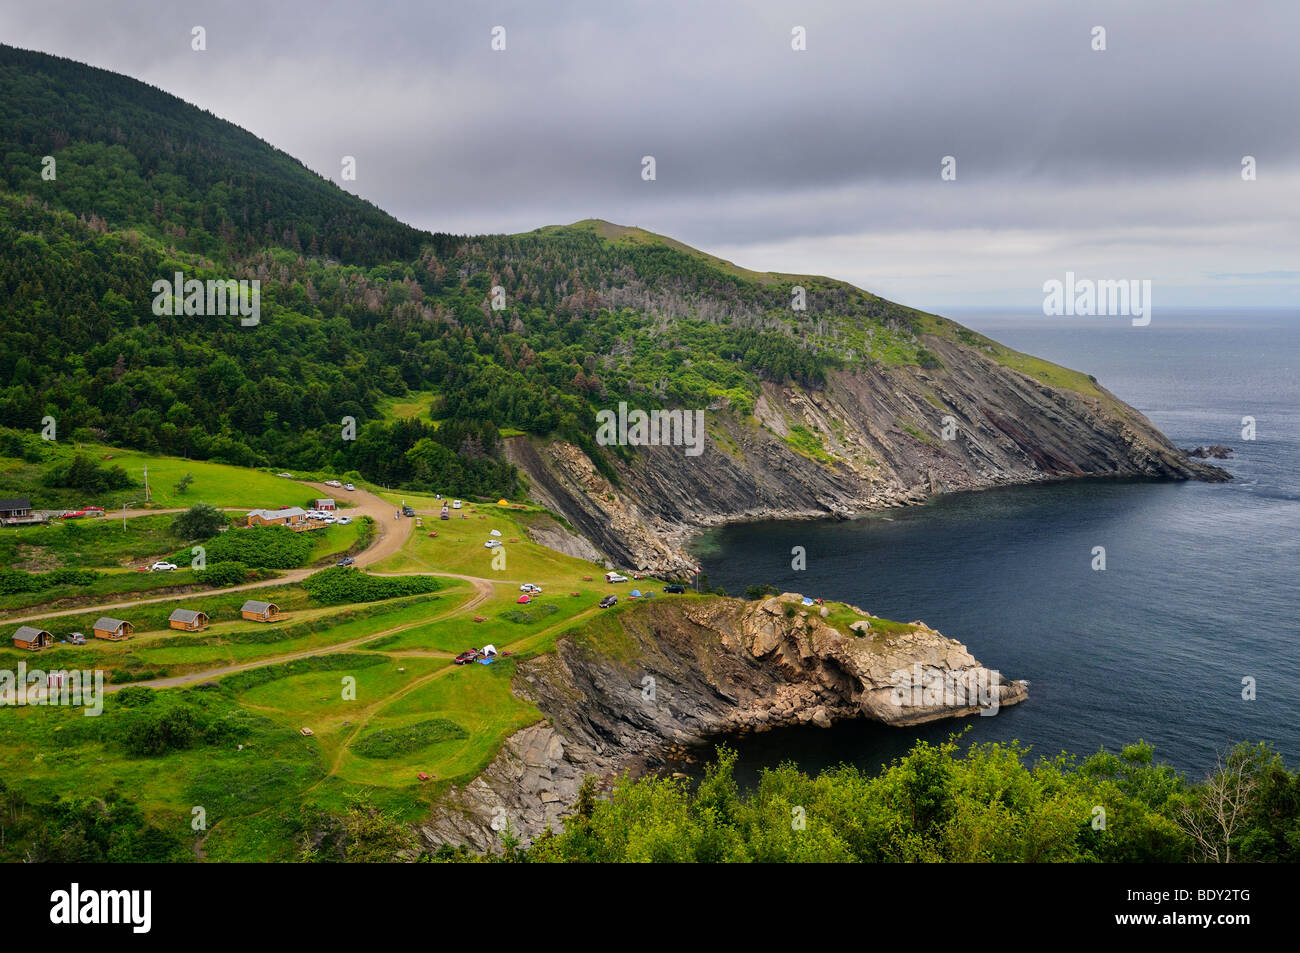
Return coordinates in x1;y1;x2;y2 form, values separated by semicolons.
506;345;1229;573
420;592;1027;852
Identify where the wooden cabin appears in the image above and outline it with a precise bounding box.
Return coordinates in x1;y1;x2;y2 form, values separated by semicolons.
92;617;133;641
12;625;52;651
246;507;306;528
241;600;281;623
168;608;210;632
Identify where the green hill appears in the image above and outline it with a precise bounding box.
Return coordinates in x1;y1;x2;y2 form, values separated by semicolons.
0;44;1205;536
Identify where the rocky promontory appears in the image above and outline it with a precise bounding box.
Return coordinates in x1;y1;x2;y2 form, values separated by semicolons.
420;593;1026;851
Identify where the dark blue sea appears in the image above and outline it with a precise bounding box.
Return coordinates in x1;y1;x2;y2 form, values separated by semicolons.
693;308;1299;783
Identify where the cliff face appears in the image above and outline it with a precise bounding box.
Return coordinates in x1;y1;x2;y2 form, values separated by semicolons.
507;335;1227;572
420;594;1026;851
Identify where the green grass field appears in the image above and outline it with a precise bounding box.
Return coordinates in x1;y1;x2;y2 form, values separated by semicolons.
0;448;680;861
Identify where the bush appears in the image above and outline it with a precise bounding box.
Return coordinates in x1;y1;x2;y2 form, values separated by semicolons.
204;525;313;568
41;453;135;493
171;502;226;540
118;704;200;755
301;567;440;605
194;560;249;587
352;718;467;759
0;567;100;594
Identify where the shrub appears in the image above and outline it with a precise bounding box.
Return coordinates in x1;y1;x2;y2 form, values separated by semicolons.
301;567;440;605
171;502;226;540
352;718;467;759
203;525;313;568
195;560;249;587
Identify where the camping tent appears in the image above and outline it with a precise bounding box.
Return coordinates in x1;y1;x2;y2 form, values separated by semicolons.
482;644;498;657
630;589;642;598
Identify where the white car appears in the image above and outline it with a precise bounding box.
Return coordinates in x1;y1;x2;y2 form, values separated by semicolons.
276;472;293;478
489;529;502;537
520;583;542;594
605;572;629;584
322;515;337;524
150;561;178;572
343;483;355;491
452;500;462;509
324;480;342;488
484;540;502;549
336;516;352;525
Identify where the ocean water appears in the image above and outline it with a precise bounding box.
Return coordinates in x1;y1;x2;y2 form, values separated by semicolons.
693;309;1300;783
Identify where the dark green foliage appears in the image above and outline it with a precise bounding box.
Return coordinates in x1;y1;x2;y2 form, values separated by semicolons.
300;566;439;604
0;566;99;593
203;524;313;568
0;47;938;497
352;718;467;759
194;560;249;587
41;453;134;494
0;780;188;862
520;739;1296;863
170;501;226;539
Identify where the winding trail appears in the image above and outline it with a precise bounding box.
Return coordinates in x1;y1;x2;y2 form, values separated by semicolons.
1;482;414;625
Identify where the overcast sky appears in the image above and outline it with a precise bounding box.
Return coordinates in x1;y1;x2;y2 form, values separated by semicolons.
3;0;1298;310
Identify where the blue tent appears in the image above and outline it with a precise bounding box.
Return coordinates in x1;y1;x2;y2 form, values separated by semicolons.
630;589;642;598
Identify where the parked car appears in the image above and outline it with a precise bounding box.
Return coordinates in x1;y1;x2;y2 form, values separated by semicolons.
454;649;480;665
276;472;293;478
324;480;342;488
150;561;178;572
599;594;618;608
336;516;352;525
440;510;450;520
604;572;629;584
452;500;463;509
402;505;415;517
336;556;355;567
343;483;355;491
663;584;686;594
484;540;502;549
520;583;542;593
67;632;86;645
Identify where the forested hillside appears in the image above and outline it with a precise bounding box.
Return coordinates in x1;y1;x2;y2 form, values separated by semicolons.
2;43;1211;530
0;45;979;500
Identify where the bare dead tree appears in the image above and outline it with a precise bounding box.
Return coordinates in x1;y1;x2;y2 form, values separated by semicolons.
1176;749;1258;863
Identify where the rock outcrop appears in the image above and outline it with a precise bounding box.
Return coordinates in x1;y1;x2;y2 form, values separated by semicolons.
420;593;1026;852
505;342;1229;572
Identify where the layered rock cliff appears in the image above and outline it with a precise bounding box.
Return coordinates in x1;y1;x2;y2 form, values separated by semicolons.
508;334;1228;573
421;593;1027;851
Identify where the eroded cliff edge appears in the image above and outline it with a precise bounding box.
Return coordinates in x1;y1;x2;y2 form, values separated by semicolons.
421;593;1026;852
507;339;1229;572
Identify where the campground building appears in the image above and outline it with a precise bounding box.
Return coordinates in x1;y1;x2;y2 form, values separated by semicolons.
246;507;307;528
168;609;210;631
0;497;41;526
92;617;134;641
12;625;53;651
241;600;281;623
